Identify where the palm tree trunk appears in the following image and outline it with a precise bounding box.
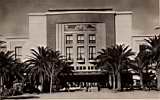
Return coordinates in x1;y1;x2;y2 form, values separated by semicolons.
41;78;44;92
117;72;121;91
50;71;53;94
112;73;116;90
0;76;3;93
140;71;144;90
108;74;112;88
157;68;160;90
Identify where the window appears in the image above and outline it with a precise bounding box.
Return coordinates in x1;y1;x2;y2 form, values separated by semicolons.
89;46;96;60
66;35;73;44
66;47;73;60
77;34;84;44
15;46;22;59
77;46;85;60
89;34;96;43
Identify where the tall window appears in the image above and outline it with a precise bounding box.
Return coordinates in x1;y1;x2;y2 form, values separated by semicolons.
89;46;96;60
66;35;73;44
77;46;84;60
15;46;22;59
66;47;73;60
77;34;84;44
89;34;96;43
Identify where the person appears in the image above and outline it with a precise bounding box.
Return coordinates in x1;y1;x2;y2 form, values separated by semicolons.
88;83;91;92
97;83;101;92
38;84;42;92
65;82;70;92
86;83;89;92
65;84;69;92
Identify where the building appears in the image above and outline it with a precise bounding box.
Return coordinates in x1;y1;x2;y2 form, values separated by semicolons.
0;33;28;62
24;9;132;70
6;9;129;87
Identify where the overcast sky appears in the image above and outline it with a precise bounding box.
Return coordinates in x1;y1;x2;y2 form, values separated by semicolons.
0;0;159;35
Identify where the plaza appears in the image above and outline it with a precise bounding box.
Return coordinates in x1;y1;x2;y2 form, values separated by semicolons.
4;88;160;99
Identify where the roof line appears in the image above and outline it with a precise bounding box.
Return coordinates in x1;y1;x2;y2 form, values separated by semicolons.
28;11;132;16
48;8;113;12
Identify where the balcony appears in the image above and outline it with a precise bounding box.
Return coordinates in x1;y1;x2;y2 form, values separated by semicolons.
66;58;74;64
89;59;96;63
77;58;85;63
88;57;96;64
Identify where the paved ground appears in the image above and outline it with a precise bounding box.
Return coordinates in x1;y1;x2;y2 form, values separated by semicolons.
4;88;160;100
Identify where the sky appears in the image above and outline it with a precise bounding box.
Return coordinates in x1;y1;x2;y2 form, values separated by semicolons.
0;0;159;35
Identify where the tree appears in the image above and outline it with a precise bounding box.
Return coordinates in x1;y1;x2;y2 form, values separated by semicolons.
25;46;71;93
46;50;64;93
144;35;160;90
135;44;152;89
97;44;134;91
97;48;116;90
8;61;25;87
0;51;15;92
0;40;25;95
25;46;49;92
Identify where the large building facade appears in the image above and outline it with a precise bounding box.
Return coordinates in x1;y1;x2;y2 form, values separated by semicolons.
24;9;132;73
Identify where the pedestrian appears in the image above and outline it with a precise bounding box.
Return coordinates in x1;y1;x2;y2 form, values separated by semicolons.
86;83;89;92
88;83;91;92
38;84;42;92
97;83;101;92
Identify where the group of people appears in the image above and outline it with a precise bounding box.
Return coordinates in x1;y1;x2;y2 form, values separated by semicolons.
65;82;102;92
86;83;101;92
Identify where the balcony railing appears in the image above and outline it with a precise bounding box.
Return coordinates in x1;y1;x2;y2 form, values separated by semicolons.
77;58;85;63
89;59;95;62
66;58;74;63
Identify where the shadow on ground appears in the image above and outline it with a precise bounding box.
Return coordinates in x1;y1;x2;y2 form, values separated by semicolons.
1;95;40;99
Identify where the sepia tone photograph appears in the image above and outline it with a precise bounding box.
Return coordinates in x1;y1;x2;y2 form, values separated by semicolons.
0;0;160;99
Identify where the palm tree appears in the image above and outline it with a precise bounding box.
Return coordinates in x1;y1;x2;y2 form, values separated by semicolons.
0;40;25;94
111;45;135;90
97;44;134;91
0;51;14;91
25;46;49;91
135;44;152;89
25;46;71;93
144;35;160;90
46;50;64;93
97;48;116;90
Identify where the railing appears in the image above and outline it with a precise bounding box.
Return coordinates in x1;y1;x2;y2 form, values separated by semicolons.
66;58;74;63
77;58;85;63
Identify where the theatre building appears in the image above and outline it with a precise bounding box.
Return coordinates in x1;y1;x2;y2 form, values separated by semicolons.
20;9;132;87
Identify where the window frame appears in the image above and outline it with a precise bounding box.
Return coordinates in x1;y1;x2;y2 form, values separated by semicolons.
15;46;22;59
77;46;85;60
77;34;84;44
89;46;96;60
89;34;96;44
66;46;73;60
66;34;73;44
